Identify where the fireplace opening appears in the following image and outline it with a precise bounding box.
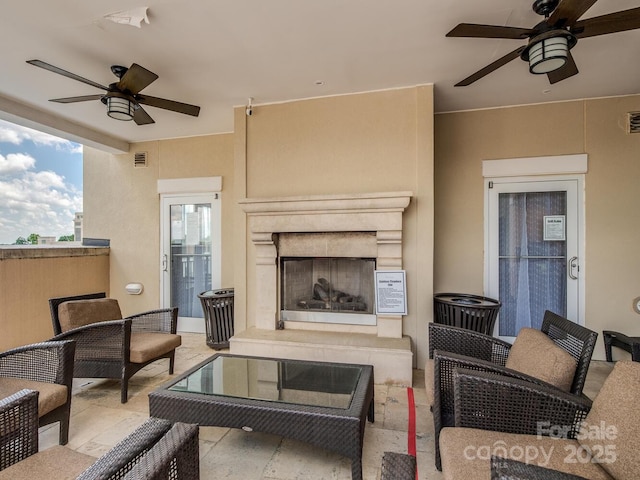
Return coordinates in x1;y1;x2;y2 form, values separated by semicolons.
280;257;377;326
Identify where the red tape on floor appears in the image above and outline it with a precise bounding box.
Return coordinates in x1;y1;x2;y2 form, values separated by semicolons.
407;387;418;479
407;387;417;455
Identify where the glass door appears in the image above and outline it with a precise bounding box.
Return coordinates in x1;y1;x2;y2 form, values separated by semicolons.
486;178;583;340
161;194;221;332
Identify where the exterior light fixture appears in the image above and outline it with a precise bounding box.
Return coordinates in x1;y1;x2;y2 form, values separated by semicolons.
125;282;144;295
106;93;135;121
522;30;577;75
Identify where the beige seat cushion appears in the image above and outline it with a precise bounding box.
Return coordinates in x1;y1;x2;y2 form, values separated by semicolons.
505;327;576;392
129;332;182;364
578;361;640;480
439;427;613;480
0;445;95;480
58;298;122;332
424;358;434;407
0;377;67;416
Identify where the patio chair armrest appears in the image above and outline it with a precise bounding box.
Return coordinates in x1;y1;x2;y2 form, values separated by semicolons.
429;323;511;364
0;389;39;470
52;319;131;361
453;368;592;437
119;421;199;479
434;350;541;409
128;307;178;334
77;417;199;480
491;456;590;480
433;350;540;431
0;340;76;386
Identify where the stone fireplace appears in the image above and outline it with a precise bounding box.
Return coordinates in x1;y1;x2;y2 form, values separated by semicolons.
233;191;413;385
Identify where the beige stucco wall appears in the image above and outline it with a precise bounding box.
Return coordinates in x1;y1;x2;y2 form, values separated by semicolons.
434;95;640;360
83;134;234;317
84;86;435;367
0;247;110;350
236;86;435;367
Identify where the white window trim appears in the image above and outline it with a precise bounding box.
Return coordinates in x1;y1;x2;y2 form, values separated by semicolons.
157;176;222;194
482;154;587;178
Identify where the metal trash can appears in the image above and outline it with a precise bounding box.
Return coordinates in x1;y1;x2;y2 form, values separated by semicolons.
198;288;234;350
433;293;501;335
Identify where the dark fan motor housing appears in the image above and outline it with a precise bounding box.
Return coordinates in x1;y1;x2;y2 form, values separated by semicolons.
26;60;200;125
447;0;640;86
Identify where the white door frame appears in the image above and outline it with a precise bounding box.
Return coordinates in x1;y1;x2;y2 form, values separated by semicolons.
482;155;587;331
158;177;222;333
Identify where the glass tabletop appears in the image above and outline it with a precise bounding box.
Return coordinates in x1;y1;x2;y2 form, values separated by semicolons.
169;355;362;409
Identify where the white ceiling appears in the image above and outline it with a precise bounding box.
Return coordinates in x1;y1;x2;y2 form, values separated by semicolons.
2;0;640;150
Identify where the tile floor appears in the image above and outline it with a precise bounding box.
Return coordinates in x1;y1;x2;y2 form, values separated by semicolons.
39;333;613;479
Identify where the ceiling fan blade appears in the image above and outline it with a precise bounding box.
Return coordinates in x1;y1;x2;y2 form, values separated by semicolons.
573;7;640;38
547;51;579;84
117;63;159;94
455;46;526;86
26;60;109;91
137;94;200;117
548;0;598;28
133;105;155;125
447;23;533;39
49;94;104;103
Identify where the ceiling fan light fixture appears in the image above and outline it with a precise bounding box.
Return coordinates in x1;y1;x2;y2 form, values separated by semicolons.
527;35;569;74
106;95;135;121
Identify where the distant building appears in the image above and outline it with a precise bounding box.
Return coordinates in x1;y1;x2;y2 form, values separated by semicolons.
74;212;83;242
38;236;57;245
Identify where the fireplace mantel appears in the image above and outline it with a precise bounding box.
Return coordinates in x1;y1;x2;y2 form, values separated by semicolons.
240;191;412;338
239;191;412;214
239;191;412;238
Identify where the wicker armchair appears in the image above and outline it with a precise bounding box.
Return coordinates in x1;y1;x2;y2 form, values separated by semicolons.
0;389;199;479
0;340;75;445
429;310;598;470
49;292;180;403
440;361;640;479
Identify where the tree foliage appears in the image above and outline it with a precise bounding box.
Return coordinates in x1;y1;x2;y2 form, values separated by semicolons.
58;235;74;242
14;233;45;244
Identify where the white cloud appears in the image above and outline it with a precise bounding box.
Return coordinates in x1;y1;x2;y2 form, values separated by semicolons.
0;119;81;153
0;139;82;244
0;171;82;243
0;152;36;174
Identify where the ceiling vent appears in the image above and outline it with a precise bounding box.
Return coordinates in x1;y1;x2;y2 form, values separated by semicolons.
628;112;640;134
134;151;147;168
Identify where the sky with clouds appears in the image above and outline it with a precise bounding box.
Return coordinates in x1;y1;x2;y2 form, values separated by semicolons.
0;119;82;244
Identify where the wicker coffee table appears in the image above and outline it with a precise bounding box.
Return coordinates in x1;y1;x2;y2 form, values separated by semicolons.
149;353;374;479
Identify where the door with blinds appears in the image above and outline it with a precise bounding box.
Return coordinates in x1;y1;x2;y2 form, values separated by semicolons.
486;178;583;340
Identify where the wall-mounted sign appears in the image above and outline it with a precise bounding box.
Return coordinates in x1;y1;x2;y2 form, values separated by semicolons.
543;215;566;241
374;270;407;315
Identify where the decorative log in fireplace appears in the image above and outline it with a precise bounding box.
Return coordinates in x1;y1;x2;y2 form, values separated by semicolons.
281;257;376;325
298;277;368;312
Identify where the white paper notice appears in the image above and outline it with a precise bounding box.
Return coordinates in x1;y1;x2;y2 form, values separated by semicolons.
543;215;565;241
374;270;407;315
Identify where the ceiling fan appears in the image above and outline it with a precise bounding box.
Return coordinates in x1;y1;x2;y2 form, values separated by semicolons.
447;0;640;86
26;60;200;125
